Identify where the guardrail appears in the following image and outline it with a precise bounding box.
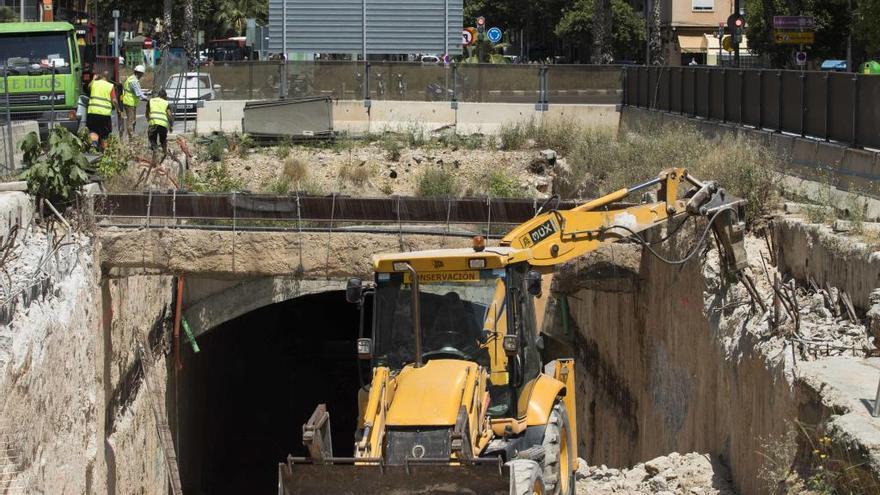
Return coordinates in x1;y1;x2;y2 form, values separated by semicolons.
623;66;880;150
94;193;581;236
178;61;623;105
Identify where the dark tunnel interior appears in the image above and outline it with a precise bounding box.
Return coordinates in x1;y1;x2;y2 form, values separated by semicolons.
175;290;368;494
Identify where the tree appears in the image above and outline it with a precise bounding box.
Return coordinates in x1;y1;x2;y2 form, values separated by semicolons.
592;0;613;63
745;0;852;66
555;0;645;62
854;0;880;56
0;6;17;22
213;0;267;36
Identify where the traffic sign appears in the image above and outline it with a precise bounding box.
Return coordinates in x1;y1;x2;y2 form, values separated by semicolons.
463;27;477;46
795;51;807;65
462;29;473;45
476;16;486;33
773;30;814;44
487;27;502;44
722;35;733;53
773;16;815;29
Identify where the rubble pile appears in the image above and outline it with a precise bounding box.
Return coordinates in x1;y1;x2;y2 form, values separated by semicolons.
704;237;876;364
575;453;737;495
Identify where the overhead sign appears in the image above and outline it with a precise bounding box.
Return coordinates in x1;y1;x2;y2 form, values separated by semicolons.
773;30;815;44
462;29;473;45
773;16;815;29
487;27;502;43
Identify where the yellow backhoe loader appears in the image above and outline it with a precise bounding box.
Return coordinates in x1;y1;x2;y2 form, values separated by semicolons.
278;168;751;494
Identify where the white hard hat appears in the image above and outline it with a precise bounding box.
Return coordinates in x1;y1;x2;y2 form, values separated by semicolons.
134;64;146;73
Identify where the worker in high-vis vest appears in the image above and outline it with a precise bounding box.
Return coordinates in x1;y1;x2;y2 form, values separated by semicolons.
86;73;121;149
147;89;173;159
121;64;147;140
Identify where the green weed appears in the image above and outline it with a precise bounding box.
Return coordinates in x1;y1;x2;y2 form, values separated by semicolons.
416;167;459;197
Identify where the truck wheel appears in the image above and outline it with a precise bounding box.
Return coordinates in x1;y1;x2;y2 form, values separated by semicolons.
509;459;545;495
542;401;575;495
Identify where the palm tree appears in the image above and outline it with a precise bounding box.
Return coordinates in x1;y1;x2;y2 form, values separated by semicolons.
163;0;173;47
214;0;267;36
184;0;195;57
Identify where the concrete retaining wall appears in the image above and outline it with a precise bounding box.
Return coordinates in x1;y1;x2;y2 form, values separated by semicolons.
198;99;620;135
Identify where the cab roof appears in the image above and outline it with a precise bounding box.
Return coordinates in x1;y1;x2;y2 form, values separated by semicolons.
0;22;75;34
373;246;530;273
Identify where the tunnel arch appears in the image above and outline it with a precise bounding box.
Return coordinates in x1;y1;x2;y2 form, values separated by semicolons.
175;289;368;494
182;277;347;338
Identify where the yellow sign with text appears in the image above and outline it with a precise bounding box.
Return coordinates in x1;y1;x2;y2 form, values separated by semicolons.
403;271;480;284
773;31;814;44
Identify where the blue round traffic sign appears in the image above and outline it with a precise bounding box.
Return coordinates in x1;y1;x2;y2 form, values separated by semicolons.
487;27;503;44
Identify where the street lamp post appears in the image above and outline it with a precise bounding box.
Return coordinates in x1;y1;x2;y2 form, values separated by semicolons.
112;10;120;60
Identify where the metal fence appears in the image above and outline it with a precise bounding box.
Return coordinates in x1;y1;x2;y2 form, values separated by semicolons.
623;66;880;150
190;61;623;105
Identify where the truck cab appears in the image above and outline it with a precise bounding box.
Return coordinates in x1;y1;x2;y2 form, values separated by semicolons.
0;22;82;135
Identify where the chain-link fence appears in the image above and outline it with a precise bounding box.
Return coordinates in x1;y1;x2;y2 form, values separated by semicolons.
191;61;624;105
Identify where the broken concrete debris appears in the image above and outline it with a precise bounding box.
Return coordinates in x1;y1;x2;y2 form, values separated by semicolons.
575;453;736;495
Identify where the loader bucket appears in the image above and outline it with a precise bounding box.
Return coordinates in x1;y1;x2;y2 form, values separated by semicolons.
278;458;511;495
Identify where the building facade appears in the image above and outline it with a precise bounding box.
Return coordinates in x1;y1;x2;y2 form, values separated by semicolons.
660;0;750;65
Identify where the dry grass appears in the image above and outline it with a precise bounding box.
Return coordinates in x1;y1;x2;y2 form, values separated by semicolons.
283;157;308;183
499;118;782;220
339;162;375;187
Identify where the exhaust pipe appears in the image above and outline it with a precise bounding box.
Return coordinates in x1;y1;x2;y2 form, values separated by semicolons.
402;263;423;368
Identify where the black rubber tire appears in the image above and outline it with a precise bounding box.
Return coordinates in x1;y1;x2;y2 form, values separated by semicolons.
509;459;546;495
541;402;575;495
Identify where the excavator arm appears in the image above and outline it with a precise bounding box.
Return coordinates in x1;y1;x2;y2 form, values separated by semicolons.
501;167;748;277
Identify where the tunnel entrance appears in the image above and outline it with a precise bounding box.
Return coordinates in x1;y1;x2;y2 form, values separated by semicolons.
176;290;366;494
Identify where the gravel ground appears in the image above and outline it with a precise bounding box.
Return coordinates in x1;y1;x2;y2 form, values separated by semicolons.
195;140;550;197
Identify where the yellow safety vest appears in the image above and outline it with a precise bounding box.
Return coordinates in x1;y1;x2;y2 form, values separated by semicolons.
148;97;170;128
87;79;114;116
122;74;139;107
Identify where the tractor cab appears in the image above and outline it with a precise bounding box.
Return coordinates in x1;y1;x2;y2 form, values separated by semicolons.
351;242;546;420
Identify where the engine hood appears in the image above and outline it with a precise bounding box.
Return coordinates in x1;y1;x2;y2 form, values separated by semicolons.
385;359;478;426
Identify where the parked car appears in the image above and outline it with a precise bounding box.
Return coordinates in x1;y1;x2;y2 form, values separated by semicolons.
164;72;221;118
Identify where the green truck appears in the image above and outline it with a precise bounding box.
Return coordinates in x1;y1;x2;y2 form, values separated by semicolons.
0;22;83;134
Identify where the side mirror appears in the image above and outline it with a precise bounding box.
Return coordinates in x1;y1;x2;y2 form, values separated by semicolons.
213;84;222;90
357;338;372;359
345;277;363;303
526;270;542;297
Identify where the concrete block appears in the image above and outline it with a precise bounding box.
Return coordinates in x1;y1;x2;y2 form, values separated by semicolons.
768;133;795;160
457;102;538;135
543;104;619;131
0;191;33;241
368;100;455;134
837;148;880;195
0;121;40;170
813;141;847;187
197;100;246;134
789;138;820;181
697;120;721;140
742;128;772;148
333;100;369;123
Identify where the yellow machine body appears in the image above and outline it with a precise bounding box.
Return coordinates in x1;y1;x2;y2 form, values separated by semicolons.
279;168;748;495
